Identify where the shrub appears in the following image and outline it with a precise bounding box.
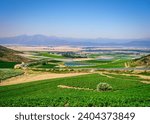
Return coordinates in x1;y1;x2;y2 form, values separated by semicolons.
97;83;112;91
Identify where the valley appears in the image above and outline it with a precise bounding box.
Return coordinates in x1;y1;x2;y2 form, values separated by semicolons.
0;45;150;106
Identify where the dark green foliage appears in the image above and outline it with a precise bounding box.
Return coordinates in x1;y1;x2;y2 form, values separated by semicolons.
38;52;65;59
97;83;112;91
37;63;56;68
139;71;150;76
62;52;87;58
48;60;61;63
0;61;20;68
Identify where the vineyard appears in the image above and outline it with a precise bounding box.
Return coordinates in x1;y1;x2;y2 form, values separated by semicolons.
0;45;150;107
0;73;149;107
0;69;23;81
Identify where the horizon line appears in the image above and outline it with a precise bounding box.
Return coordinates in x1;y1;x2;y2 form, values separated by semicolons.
0;34;150;40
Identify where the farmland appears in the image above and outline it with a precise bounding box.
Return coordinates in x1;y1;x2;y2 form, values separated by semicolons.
0;69;23;81
0;61;20;68
0;45;150;107
0;73;150;107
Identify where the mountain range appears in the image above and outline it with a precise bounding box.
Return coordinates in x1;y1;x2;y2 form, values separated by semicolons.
0;34;150;48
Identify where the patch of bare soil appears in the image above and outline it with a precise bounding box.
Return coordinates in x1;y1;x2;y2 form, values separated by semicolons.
0;72;89;86
141;81;150;84
57;85;93;91
104;72;150;84
8;46;82;52
137;75;150;80
99;72;114;78
104;72;150;80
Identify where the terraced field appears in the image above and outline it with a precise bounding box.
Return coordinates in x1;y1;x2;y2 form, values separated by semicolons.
0;61;20;68
0;73;149;107
0;69;23;81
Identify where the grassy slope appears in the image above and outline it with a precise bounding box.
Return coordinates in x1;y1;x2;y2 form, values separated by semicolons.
129;54;150;67
72;59;127;68
0;69;23;80
0;73;149;107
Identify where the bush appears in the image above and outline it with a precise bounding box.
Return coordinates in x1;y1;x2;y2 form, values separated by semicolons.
97;83;112;91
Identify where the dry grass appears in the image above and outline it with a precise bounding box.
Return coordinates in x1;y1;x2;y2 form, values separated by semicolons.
141;81;150;84
0;72;88;86
57;85;93;91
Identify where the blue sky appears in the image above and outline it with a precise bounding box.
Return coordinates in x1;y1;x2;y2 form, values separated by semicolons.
0;0;150;39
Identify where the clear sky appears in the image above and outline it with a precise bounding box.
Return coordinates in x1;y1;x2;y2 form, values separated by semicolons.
0;0;150;39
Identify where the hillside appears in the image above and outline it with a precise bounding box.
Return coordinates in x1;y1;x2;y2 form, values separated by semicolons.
0;45;30;62
129;54;150;67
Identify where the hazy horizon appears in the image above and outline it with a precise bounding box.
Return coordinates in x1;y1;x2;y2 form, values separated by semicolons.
0;34;150;41
0;0;150;39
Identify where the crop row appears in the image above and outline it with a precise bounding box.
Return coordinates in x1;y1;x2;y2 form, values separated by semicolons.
0;69;24;81
0;73;149;106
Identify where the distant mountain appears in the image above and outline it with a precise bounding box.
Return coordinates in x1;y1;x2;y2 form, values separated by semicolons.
124;41;150;47
0;35;120;46
0;45;30;62
0;34;150;47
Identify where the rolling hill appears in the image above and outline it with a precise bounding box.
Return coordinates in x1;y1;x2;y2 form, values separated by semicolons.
0;45;30;62
129;54;150;67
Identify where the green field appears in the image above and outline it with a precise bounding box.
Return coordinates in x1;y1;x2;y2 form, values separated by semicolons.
0;69;23;81
38;52;65;59
95;59;128;68
70;59;128;68
83;60;113;64
0;61;20;68
37;63;57;68
0;73;149;107
0;49;149;107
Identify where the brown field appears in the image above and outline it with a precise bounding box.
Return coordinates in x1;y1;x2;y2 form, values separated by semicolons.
6;45;82;52
0;72;89;86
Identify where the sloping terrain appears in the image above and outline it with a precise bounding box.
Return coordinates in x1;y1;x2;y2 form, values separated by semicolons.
0;73;149;107
129;54;150;67
0;45;30;62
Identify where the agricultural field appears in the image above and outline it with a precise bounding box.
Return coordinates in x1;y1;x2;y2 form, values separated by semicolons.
67;59;128;68
0;69;23;81
0;61;20;68
38;52;65;59
36;63;57;68
0;46;150;107
0;73;150;107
